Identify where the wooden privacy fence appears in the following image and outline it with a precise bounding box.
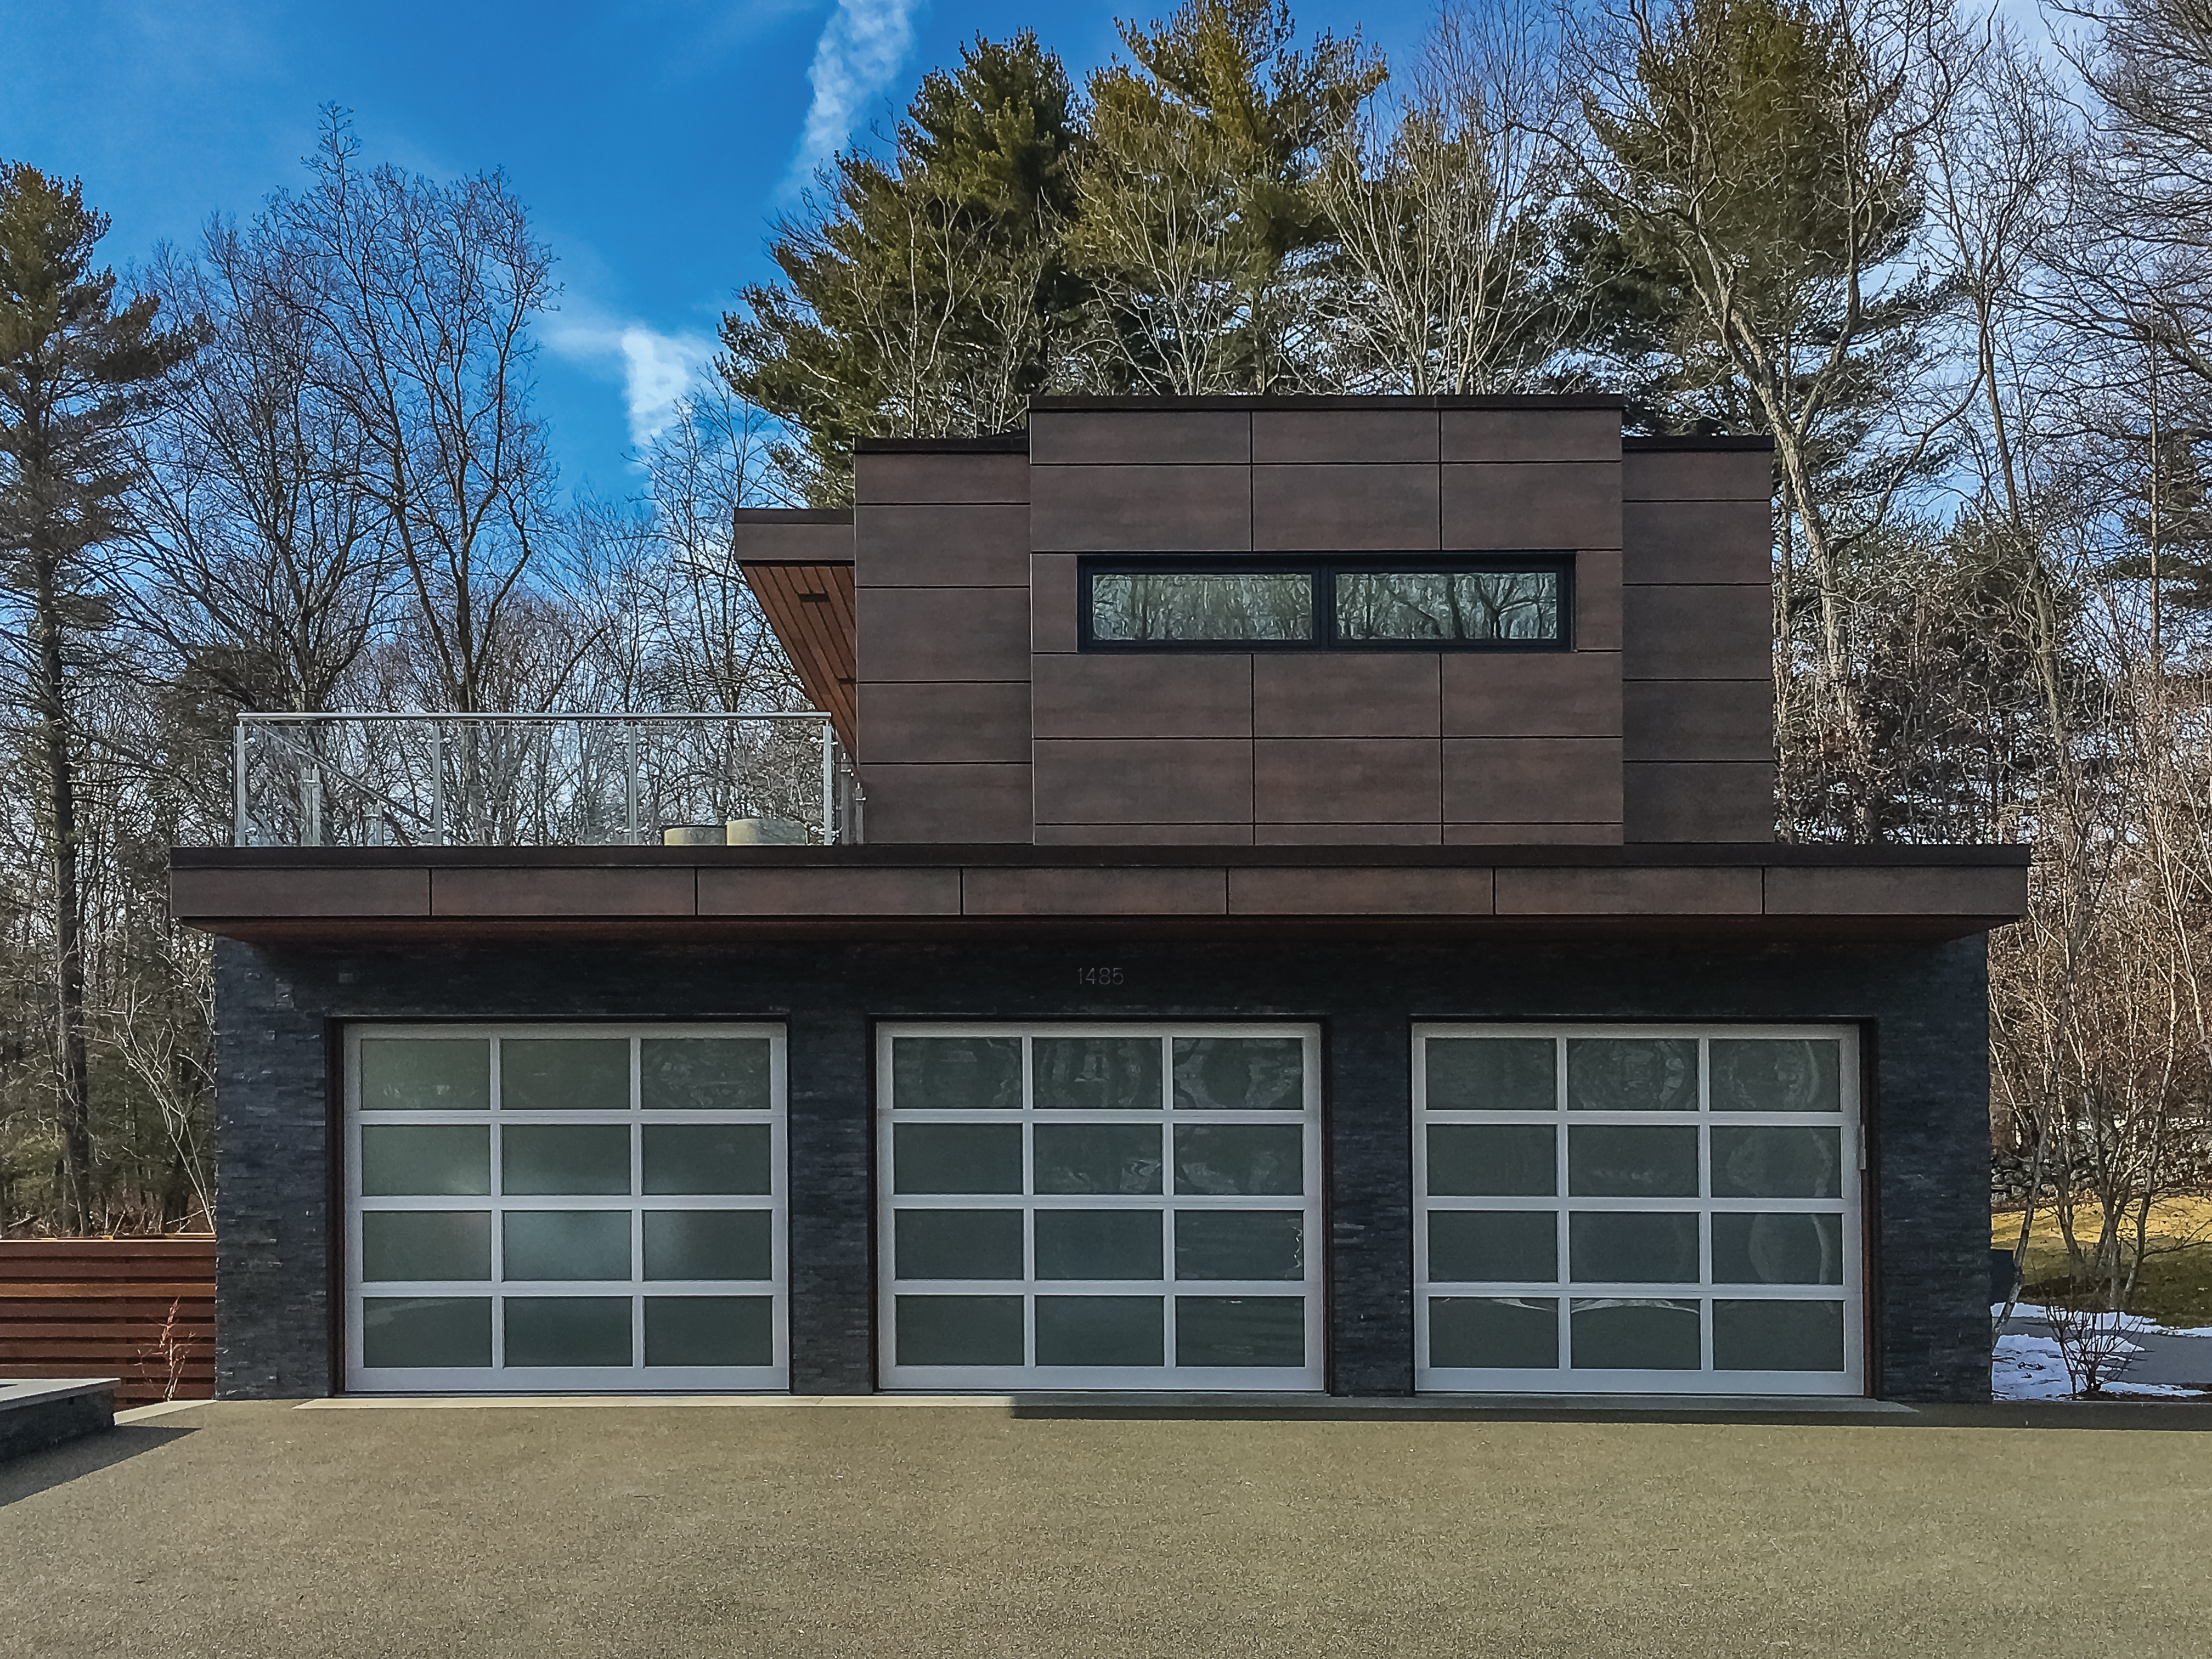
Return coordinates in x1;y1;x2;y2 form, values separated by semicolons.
0;1237;216;1406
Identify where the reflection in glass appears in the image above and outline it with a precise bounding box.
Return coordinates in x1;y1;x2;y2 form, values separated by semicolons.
1036;1210;1163;1280
645;1296;772;1366
893;1036;1023;1111
893;1123;1024;1194
1710;1126;1841;1198
1335;569;1561;641
1174;1124;1303;1195
504;1296;631;1365
360;1212;492;1282
502;1210;631;1280
644;1210;773;1280
1036;1296;1164;1365
1171;1037;1305;1110
1034;1124;1164;1195
641;1124;771;1194
895;1295;1024;1365
1566;1039;1697;1112
1710;1039;1841;1114
640;1038;772;1111
1428;1210;1555;1283
895;1209;1025;1279
1426;1125;1556;1196
1712;1213;1844;1285
1090;572;1314;643
1175;1211;1303;1280
1714;1299;1844;1371
362;1296;490;1368
1569;1212;1699;1283
1175;1296;1304;1366
1429;1297;1559;1368
360;1125;490;1196
501;1038;629;1112
359;1038;488;1112
500;1124;631;1194
1567;1124;1700;1197
1426;1037;1556;1111
1570;1297;1701;1369
1033;1037;1162;1111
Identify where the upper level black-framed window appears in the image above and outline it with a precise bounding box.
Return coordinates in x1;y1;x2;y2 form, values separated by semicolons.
1079;555;1574;652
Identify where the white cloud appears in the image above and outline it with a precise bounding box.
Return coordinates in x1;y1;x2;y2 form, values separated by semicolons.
543;312;716;452
785;0;919;191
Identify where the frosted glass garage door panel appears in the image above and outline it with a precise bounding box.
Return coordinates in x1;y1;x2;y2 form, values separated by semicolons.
1415;1024;1863;1397
345;1023;788;1393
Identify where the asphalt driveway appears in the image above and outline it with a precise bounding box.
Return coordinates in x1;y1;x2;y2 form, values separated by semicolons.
5;1398;2212;1658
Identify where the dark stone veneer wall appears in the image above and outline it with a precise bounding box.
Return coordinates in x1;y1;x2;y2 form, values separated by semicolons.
213;933;1992;1401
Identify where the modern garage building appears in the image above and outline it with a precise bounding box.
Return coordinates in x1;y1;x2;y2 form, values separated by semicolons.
176;396;2025;1402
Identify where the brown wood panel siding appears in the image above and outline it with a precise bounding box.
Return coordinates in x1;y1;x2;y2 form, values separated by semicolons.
1253;655;1440;738
1256;821;1443;845
1443;737;1625;827
1623;679;1775;763
168;867;429;919
1030;410;1251;466
1441;652;1622;738
856;586;1032;684
1764;864;2029;916
1031;554;1080;653
1029;465;1254;554
1621;584;1773;681
0;1237;215;1406
1576;548;1624;651
1251;464;1441;551
1254;738;1442;825
855;504;1030;588
962;867;1230;916
1444;822;1626;845
1229;866;1491;912
1624;499;1773;585
1439;464;1623;549
1034;654;1254;740
1441;409;1620;463
855;452;1031;505
856;681;1031;765
696;866;963;916
742;561;857;747
1252;410;1438;464
1624;761;1778;842
1035;822;1257;845
1621;448;1773;501
861;763;1035;843
1495;866;1764;915
431;867;698;917
1031;738;1256;826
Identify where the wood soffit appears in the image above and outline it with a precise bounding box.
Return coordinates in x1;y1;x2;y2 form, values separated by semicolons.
740;560;855;746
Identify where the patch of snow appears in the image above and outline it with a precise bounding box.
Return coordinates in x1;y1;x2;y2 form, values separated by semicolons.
1991;1332;2203;1400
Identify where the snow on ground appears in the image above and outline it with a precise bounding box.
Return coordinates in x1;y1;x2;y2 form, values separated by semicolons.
1990;1305;2208;1400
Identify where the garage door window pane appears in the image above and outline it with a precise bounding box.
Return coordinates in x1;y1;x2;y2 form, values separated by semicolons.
1714;1300;1844;1371
1036;1210;1163;1280
645;1296;772;1366
1570;1212;1698;1283
1175;1296;1305;1367
503;1211;631;1280
1034;1123;1163;1195
1566;1039;1697;1112
1171;1037;1305;1110
642;1123;770;1194
506;1296;631;1366
1710;1040;1839;1113
895;1123;1023;1194
363;1296;490;1368
641;1038;771;1111
1174;1211;1303;1280
1710;1126;1841;1198
360;1039;487;1111
1429;1210;1556;1283
896;1295;1025;1365
1567;1125;1699;1197
1174;1124;1302;1194
1426;1124;1555;1196
895;1209;1024;1279
501;1125;631;1194
503;1038;629;1111
1426;1039;1555;1111
644;1210;772;1281
1571;1298;1700;1369
1034;1037;1161;1111
361;1125;490;1196
361;1212;492;1282
893;1036;1023;1110
1713;1213;1844;1285
1430;1297;1558;1368
1037;1296;1164;1365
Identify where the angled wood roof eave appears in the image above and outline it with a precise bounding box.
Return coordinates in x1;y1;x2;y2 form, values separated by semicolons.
734;509;856;748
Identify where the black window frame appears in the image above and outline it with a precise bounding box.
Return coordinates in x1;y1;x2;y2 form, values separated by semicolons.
1076;554;1576;653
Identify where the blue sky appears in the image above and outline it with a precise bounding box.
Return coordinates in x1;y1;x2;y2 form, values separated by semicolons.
0;0;1435;502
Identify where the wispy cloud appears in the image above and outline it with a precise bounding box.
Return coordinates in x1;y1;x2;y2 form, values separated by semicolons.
785;0;919;192
543;310;716;453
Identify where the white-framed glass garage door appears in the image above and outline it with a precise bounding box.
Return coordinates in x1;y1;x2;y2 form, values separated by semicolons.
877;1024;1324;1391
1414;1025;1862;1395
343;1023;787;1392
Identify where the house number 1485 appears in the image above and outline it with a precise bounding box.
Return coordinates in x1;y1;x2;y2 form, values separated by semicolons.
1076;967;1126;987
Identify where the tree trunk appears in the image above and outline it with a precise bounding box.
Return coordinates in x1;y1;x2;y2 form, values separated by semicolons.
33;551;92;1233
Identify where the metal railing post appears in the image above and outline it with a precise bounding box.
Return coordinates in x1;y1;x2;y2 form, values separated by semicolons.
821;722;836;845
233;722;249;847
301;765;323;848
624;724;641;846
430;724;445;847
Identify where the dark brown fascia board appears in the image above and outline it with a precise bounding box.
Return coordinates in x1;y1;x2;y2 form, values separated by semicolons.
170;842;2029;871
733;507;853;524
1622;436;1776;452
1028;394;1624;413
852;434;1030;453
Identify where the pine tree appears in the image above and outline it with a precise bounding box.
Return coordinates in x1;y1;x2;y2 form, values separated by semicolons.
0;162;198;1230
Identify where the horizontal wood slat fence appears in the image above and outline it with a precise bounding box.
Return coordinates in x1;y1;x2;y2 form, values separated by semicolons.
1;1238;216;1405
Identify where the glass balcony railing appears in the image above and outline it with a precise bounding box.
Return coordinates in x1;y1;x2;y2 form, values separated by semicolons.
230;712;855;848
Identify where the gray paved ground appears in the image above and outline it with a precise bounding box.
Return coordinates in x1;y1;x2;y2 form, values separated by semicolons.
1999;1310;2212;1389
6;1399;2212;1658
